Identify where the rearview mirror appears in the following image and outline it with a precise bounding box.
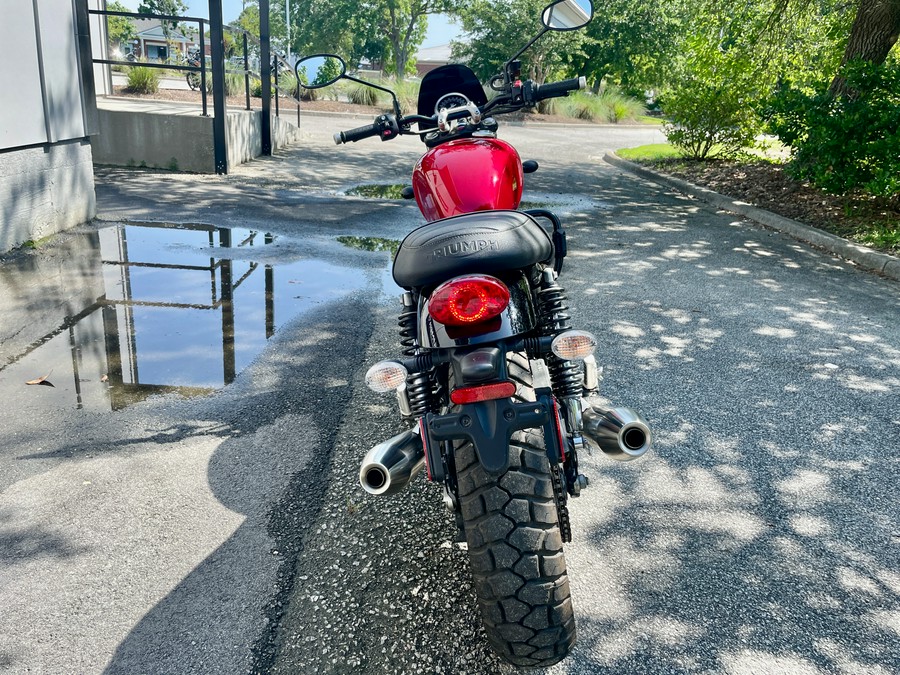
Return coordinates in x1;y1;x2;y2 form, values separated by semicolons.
295;54;346;89
542;0;593;30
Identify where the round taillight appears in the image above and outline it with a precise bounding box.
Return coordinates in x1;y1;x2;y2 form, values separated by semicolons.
428;275;510;326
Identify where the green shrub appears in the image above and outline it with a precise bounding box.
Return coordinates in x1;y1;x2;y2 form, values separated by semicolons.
556;90;645;123
663;74;760;159
277;73;299;99
765;60;900;198
536;97;558;115
224;72;245;97
662;32;764;159
126;65;159;94
558;92;598;120
250;78;272;98
346;80;381;106
389;78;421;113
601;92;646;123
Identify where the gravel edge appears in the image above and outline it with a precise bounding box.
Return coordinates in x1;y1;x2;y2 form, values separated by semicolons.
602;151;900;282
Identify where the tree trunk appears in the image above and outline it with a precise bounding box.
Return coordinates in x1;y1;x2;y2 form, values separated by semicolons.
829;0;900;96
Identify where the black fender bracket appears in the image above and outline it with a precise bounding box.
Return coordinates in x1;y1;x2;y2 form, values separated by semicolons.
425;397;554;475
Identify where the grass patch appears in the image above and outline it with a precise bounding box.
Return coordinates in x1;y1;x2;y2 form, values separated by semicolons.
346;184;407;199
20;234;56;250
855;223;900;252
617;144;683;161
638;115;665;125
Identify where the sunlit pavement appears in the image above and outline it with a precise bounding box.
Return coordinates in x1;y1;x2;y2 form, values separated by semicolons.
0;116;897;674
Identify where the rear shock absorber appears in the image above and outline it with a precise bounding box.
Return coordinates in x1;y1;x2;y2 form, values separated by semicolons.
398;292;438;418
398;292;418;358
536;269;582;399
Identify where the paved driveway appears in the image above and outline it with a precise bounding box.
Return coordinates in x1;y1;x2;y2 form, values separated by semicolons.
0;116;896;674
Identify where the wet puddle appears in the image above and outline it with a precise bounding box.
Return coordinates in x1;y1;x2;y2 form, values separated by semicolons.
0;222;372;412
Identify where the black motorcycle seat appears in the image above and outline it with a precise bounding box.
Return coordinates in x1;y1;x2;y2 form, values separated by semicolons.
392;210;553;289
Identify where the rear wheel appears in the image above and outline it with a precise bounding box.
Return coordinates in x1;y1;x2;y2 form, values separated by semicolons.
452;354;575;667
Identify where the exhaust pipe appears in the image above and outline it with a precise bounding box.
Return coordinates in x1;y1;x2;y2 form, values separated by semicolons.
359;429;426;496
582;403;652;462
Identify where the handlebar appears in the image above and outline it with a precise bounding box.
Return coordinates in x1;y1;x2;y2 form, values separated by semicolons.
333;75;586;144
334;114;401;144
533;76;586;101
334;121;380;145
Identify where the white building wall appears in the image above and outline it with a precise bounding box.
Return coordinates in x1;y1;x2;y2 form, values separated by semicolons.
0;0;99;251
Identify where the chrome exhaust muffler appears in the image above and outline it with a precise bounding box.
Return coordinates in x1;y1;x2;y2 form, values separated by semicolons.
359;429;426;496
582;403;652;462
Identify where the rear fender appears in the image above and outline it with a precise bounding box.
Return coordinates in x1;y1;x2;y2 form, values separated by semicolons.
424;355;566;476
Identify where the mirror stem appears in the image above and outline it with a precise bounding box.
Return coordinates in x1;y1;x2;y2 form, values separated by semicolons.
343;74;403;117
502;28;549;89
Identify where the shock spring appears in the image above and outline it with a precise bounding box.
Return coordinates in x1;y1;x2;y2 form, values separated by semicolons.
397;292;439;417
398;292;418;358
536;271;582;399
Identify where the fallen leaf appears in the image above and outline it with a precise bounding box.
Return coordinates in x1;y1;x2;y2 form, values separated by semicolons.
26;373;55;387
100;374;109;383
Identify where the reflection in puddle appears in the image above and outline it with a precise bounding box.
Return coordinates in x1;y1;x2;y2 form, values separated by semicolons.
1;222;368;411
336;236;401;255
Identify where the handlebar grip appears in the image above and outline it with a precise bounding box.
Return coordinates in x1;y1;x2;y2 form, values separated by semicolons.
334;122;380;145
534;76;586;101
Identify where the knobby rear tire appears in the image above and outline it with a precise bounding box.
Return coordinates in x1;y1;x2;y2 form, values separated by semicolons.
453;353;575;668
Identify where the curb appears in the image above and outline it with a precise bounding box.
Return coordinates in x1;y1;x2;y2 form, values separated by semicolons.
603;151;900;282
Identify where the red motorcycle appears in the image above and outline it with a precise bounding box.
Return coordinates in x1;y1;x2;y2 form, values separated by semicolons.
297;0;651;666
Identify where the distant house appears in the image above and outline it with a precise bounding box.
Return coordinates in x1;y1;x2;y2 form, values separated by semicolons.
416;44;452;77
126;19;199;62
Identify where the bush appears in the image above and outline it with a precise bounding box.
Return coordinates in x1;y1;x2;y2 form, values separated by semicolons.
276;73;299;99
765;60;900;198
663;78;759;159
224;72;245;97
389;78;421;114
597;89;646;123
558;92;598;120
346;80;382;106
555;90;645;123
126;65;159;94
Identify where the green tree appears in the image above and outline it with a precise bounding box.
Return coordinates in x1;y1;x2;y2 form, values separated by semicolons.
453;0;589;83
769;0;900;96
138;0;188;60
574;0;685;95
235;0;260;37
107;0;136;50
375;0;453;79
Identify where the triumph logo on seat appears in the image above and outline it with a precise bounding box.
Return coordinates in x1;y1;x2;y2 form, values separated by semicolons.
431;239;500;259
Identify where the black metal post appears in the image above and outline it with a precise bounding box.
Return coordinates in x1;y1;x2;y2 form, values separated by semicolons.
243;32;250;110
274;58;280;118
259;0;272;155
199;19;208;117
208;1;228;174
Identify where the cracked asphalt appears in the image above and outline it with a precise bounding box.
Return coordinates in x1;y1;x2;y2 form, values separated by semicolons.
0;115;898;674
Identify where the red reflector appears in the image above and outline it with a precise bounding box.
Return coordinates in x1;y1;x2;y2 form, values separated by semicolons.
450;381;517;404
428;275;510;326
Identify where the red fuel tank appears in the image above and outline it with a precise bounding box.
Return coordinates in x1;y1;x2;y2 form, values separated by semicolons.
412;138;524;222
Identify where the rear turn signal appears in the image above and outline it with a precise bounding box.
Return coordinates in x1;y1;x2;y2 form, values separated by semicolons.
450;381;517;405
551;330;597;361
365;361;408;393
428;275;510;326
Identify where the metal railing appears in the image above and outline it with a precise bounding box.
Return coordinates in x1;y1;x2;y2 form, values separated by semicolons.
88;8;211;116
88;6;303;172
227;24;301;126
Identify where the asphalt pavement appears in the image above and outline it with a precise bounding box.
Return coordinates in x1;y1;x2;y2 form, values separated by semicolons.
0;115;897;674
